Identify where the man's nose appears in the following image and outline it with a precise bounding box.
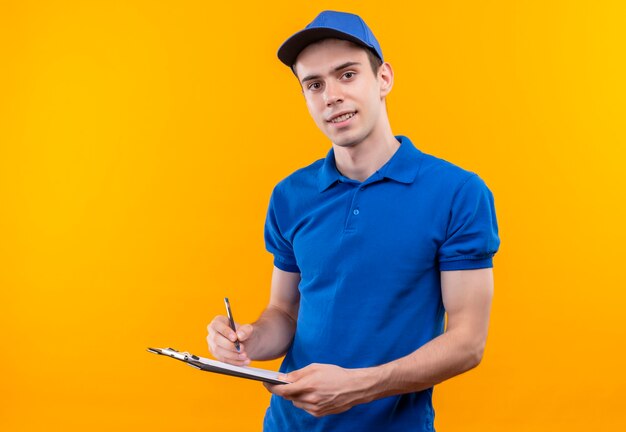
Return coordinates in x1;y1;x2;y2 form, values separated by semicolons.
324;82;343;106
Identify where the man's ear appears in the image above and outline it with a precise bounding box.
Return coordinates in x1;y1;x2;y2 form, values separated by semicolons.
378;62;394;97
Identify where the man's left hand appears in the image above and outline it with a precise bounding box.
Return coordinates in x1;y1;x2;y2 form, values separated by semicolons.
264;363;373;417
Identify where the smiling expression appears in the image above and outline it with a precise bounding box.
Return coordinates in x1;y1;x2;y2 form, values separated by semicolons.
293;39;393;149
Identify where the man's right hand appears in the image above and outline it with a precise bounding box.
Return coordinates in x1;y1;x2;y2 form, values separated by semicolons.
207;316;255;366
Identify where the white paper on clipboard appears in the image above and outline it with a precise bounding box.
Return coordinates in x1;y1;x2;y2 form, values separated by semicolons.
147;347;289;385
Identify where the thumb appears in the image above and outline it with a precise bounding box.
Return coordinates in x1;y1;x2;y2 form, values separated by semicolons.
236;323;254;341
279;367;305;383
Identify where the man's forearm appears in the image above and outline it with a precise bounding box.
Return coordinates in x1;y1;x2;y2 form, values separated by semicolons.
361;327;485;401
247;305;297;361
266;326;487;417
266;270;492;417
355;269;493;402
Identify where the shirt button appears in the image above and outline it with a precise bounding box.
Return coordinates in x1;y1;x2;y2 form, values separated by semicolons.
353;209;360;215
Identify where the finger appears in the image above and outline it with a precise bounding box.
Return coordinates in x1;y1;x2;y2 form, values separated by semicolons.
264;381;303;398
209;343;250;365
209;334;248;358
268;369;306;396
236;323;254;342
263;382;277;394
268;381;304;399
265;381;290;397
206;332;250;365
212;330;241;351
291;400;327;418
208;317;244;358
208;316;238;343
280;365;308;383
206;328;234;355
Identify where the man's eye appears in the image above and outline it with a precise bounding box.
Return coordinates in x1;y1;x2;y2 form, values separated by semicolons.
308;82;322;90
343;72;355;79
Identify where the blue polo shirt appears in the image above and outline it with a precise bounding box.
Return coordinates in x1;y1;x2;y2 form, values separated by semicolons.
263;136;499;431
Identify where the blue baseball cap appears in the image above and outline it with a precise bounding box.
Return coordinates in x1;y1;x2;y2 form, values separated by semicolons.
277;10;383;67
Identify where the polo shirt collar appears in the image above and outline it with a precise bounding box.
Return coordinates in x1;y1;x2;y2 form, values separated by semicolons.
317;135;423;192
379;135;422;184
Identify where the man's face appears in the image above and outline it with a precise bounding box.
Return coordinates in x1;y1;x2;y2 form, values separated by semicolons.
293;39;391;148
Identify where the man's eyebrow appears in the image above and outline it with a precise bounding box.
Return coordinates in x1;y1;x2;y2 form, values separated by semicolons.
333;61;361;72
300;61;362;84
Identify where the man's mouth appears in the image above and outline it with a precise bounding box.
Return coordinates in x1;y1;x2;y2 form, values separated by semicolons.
328;112;356;123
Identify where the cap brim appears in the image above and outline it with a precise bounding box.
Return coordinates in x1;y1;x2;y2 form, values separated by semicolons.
277;27;375;67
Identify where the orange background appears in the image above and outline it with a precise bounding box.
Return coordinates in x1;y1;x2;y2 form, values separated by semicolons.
1;1;625;430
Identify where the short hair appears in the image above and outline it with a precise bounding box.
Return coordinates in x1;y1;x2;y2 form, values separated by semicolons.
364;48;384;74
291;40;384;78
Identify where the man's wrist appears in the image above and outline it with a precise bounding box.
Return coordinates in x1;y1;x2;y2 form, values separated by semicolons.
355;363;395;403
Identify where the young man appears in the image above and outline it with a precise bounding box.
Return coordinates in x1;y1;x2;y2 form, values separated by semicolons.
208;10;500;431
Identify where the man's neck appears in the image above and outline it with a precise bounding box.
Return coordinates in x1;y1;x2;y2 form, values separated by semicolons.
333;131;400;183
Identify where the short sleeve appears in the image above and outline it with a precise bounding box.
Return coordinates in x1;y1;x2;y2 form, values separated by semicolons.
438;174;500;271
264;188;300;273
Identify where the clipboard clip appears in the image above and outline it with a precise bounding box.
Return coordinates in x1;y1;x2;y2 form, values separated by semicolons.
147;347;201;362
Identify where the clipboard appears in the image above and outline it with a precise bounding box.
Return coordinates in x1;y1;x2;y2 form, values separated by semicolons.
147;347;289;385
